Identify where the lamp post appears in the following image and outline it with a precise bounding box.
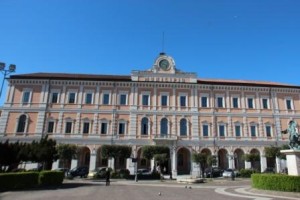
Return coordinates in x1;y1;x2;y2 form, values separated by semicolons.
0;62;16;98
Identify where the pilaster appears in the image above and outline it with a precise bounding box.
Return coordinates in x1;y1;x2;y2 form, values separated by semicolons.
35;111;46;136
0;111;9;136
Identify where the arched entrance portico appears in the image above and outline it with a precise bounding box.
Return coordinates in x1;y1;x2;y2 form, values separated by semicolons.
200;148;212;170
78;146;90;168
177;147;190;175
137;148;151;170
250;148;261;171
96;147;108;168
234;148;245;170
218;149;228;169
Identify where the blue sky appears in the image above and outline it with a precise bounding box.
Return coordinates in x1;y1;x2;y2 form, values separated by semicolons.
0;0;300;103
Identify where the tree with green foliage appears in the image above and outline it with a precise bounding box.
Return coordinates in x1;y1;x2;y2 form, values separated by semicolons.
101;145;132;170
57;144;78;168
141;145;169;160
141;145;170;173
243;153;260;170
32;135;58;170
101;145;132;159
192;152;208;177
207;155;217;167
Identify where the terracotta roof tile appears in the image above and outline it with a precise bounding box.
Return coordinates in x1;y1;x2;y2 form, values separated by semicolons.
9;72;300;89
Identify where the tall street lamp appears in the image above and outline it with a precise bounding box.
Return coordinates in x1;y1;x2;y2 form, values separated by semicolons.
0;62;16;98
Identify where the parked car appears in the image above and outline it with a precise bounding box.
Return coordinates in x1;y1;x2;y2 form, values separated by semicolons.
137;168;152;175
205;167;223;178
222;168;239;178
69;166;89;178
87;167;107;179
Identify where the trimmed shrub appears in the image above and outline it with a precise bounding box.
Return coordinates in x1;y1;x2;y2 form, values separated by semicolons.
0;172;39;191
252;173;300;192
240;169;258;178
39;171;64;186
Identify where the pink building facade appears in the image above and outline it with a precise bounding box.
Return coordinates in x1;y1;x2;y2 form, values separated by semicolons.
0;53;297;176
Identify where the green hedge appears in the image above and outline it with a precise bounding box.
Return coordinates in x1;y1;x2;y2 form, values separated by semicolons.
0;171;64;191
0;172;39;191
252;173;300;192
39;171;64;186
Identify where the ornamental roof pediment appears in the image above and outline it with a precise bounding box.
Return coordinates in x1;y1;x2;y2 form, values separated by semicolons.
131;52;198;83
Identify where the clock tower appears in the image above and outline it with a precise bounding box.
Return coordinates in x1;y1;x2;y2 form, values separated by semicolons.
131;52;197;83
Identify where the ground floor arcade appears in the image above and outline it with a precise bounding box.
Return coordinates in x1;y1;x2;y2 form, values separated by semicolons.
52;144;285;177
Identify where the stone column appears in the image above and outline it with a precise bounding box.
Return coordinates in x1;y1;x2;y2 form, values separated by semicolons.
245;161;251;169
71;159;78;170
52;159;59;170
170;145;177;177
108;157;115;170
276;157;281;173
150;158;155;172
260;154;267;172
191;161;200;178
227;154;235;169
89;148;97;171
126;158;135;175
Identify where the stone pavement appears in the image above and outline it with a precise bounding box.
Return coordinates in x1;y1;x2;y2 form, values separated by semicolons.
0;178;299;200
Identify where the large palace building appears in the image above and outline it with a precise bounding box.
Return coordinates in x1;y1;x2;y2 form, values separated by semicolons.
0;53;297;176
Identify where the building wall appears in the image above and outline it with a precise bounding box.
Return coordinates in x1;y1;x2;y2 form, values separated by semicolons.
0;62;298;174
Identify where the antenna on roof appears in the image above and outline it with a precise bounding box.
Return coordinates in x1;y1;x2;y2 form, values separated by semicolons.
161;32;165;54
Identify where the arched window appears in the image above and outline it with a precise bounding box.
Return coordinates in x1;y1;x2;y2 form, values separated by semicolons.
160;118;168;136
180;119;187;136
17;115;27;133
141;117;148;135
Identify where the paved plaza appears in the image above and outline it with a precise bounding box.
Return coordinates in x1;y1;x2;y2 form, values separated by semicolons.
1;178;299;200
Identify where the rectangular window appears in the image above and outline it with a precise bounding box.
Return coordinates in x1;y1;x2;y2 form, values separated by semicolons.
202;125;209;137
201;96;208;107
68;93;76;104
217;97;223;108
103;94;110;105
235;125;241;137
142;95;149;106
250;125;256;137
266;126;272;137
262;99;268;109
118;123;125;134
51;93;58;103
65;122;72;133
85;93;92;104
47;121;54;133
232;97;239;108
161;95;168;106
22;91;30;103
248;98;254;109
286;99;292;110
180;96;186;107
219;125;225;137
101;123;107;134
120;94;127;105
83;122;90;134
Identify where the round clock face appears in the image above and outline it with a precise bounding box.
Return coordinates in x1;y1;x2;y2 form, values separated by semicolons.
159;59;169;71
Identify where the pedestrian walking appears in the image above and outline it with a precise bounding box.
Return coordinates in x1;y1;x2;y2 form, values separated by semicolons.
105;168;110;186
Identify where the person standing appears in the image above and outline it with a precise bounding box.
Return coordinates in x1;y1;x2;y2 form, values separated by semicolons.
105;168;110;186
